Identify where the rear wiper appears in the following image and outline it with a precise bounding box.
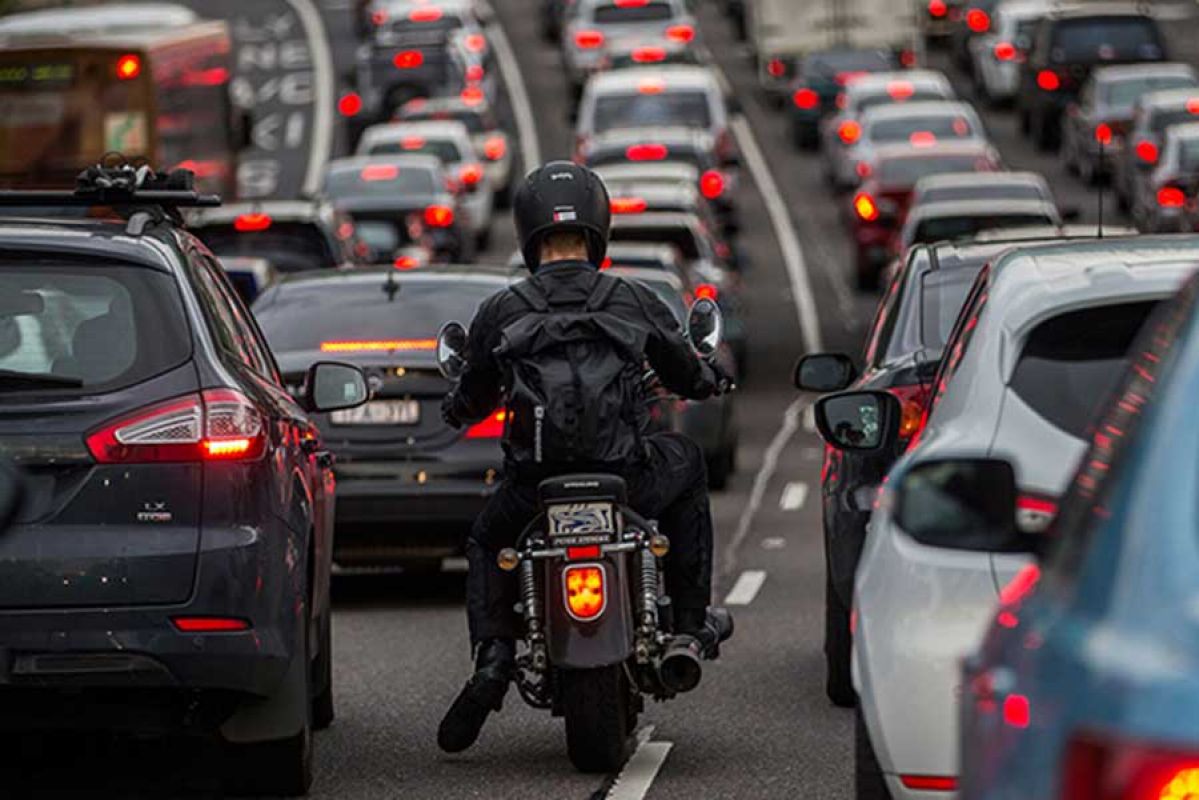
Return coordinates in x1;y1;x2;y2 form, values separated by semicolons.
0;369;83;391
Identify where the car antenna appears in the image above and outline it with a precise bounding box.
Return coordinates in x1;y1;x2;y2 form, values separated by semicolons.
382;268;401;302
1096;132;1107;239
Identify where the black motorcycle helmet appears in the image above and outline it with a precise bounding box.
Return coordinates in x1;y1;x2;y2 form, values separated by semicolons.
513;161;610;269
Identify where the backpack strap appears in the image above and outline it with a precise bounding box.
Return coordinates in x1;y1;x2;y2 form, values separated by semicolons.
584;272;622;312
510;278;551;312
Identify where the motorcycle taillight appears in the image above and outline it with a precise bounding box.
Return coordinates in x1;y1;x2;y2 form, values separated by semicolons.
563;564;606;621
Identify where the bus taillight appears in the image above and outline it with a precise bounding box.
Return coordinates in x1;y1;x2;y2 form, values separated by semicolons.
116;54;142;80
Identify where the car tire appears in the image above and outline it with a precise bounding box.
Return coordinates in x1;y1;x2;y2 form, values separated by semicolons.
1035;111;1059;152
1019;108;1031;137
855;708;892;800
311;609;335;731
792;121;818;151
824;572;856;708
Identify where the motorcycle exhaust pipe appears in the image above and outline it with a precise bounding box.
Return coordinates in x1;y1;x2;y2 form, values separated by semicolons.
658;636;703;694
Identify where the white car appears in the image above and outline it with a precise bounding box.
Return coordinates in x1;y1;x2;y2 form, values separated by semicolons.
896;198;1060;252
969;0;1050;105
356;119;494;249
560;0;696;96
813;235;1199;800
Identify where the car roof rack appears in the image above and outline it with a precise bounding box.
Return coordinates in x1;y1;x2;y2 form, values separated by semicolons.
0;157;221;234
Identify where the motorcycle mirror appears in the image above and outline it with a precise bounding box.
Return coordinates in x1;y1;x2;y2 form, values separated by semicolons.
436;321;469;380
686;297;723;358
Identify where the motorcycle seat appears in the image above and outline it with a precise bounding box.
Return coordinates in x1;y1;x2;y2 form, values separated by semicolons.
537;473;628;506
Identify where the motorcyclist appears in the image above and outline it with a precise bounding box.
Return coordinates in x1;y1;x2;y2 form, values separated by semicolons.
437;161;733;753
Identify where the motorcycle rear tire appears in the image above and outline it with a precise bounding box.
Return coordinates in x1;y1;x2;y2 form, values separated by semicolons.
561;665;631;773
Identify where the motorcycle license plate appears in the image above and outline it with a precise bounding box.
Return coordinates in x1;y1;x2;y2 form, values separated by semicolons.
547;502;617;544
330;399;420;425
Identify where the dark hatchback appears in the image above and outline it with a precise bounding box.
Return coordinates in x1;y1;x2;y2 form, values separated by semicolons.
786;48;900;150
793;234;1067;708
0;206;367;795
253;266;513;570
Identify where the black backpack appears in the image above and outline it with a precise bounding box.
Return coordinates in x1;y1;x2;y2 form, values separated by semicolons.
494;272;649;466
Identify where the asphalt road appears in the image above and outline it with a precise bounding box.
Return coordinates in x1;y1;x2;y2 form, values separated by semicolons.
0;0;1165;797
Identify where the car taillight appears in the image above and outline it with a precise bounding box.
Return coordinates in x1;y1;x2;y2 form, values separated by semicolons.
966;8;990;32
793;87;819;109
338;91;363;117
393;255;420;270
856;161;873;179
1136;140;1160;164
86;389;265;464
409;6;443;21
564;564;606;620
632;46;666;63
393;50;424;69
234;212;272;232
1037;69;1060;91
928;0;947;17
899;49;917;67
1062;733;1199;800
464;33;486;53
574;29;604;48
1095;123;1113;145
1016;493;1057;532
839;120;862;144
371;9;387;26
853;192;879;221
665;24;694;43
910;131;937;147
459;162;484;186
1158;186;1186;208
900;775;957;791
424;205;455;227
172;616;251;633
888;383;929;440
460;85;484;106
699;169;725;199
465;64;485;82
766;57;786;78
483;135;506;160
626;143;668;161
361;163;399;182
466;410;507;438
994;41;1016;61
116;53;142;81
694;283;718;301
610;196;647;214
887;80;914;100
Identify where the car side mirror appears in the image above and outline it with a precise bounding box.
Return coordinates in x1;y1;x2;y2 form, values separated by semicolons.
794;353;858;392
813;389;899;453
304;362;369;413
0;459;26;533
893;458;1033;553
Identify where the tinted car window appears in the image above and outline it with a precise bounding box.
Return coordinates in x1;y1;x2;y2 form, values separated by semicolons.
1009;301;1159;439
194;223;335;273
869;113;976;143
0;262;191;395
879;155;994;187
593;2;674;22
918;184;1046;204
254;276;503;352
1049;17;1163;63
593;91;711;133
324;166;437;198
380;15;463;36
913;213;1052;244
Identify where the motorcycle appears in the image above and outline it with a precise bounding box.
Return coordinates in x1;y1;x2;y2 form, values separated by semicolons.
435;298;734;773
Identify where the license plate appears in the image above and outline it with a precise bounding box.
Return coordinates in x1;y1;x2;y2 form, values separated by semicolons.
547;502;616;542
330;399;420;426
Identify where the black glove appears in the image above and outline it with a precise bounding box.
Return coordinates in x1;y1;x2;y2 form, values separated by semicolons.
704;359;735;396
441;393;463;429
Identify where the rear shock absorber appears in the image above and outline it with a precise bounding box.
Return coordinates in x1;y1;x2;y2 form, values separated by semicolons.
519;557;548;672
635;537;661;664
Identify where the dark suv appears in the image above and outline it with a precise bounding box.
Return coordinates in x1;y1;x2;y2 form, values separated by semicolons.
1018;5;1166;150
0;170;367;797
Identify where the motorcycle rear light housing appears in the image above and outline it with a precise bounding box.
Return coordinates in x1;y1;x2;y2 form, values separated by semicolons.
86;390;265;464
563;564;606;621
853;192;879;222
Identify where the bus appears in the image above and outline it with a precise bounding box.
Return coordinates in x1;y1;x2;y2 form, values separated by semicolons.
0;4;248;198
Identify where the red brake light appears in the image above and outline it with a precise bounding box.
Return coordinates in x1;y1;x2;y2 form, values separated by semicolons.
464;33;486;53
999;563;1041;606
853;192;879;221
665;24;694;43
566;544;602;560
1136;140;1160;164
766;58;786;78
699;169;725;199
371;9;388;25
172;616;251;633
610;196;648;214
1188;98;1199;115
966;8;990;33
856;161;873;179
564;564;606;620
1062;734;1199;800
793;87;819;110
361;164;399;182
460;85;484;105
637;79;665;95
394;50;425;69
459;163;484;186
626;143;668;161
1002;694;1030;729
483;135;506;160
994;41;1016;61
115;53;142;80
614;0;649;6
338;91;363;117
910;131;937;147
900;775;957;791
838;120;862;144
400;136;426;150
234;213;272;232
694;283;718;301
574;29;604;49
465;64;485;82
631;46;667;63
409;6;443;21
928;0;947;17
424;205;455;227
466;410;507;438
1037;69;1060;91
393;255;420;270
1158;186;1186;208
887;81;915;100
1094;123;1112;145
899;49;917;68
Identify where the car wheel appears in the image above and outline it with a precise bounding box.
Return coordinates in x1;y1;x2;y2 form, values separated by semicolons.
311;609;335;731
824;572;855;708
1035;111;1059;152
855;708;892;800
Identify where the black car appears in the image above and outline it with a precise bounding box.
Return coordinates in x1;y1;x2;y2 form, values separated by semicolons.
793;234;1069;707
786;48;900;150
0;172;367;796
1018;5;1166;150
253;266;513;570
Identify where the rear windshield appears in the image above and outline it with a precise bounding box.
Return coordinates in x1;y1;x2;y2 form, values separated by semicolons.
919;268;982;355
379;15;463;38
919;183;1046;204
400;109;494;133
363;138;464;162
869;113;976;143
194;223;335;273
1010;300;1159;438
254;277;503;353
593;2;674;23
856;90;947;113
913;213;1052;245
1104;75;1195;108
590;145;701;168
804;50;895;77
323;166;437;199
1150;107;1199;135
609;224;704;260
880;155;994;187
0;262;191;395
593;91;712;133
1049;17;1163;64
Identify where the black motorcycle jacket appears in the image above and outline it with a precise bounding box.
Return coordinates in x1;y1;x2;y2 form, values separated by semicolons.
446;260;720;465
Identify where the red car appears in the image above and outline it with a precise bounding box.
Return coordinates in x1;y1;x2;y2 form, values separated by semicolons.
846;141;1002;289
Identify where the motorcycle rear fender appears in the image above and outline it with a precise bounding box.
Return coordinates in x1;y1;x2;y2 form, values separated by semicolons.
544;554;634;669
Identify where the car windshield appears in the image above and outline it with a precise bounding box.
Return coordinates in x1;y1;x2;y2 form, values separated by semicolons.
913;213;1052;245
1104;76;1195;109
323;165;438;199
805;50;895;77
0;262;191;395
879;155;993;187
919;267;983;355
1010;300;1160;438
593;2;674;22
1049;17;1163;63
363;138;464;162
919;183;1046;204
254;276;503;353
194;222;335;273
869;113;976;143
593;91;712;133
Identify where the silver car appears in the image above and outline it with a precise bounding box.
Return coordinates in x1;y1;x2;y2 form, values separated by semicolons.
560;0;696;96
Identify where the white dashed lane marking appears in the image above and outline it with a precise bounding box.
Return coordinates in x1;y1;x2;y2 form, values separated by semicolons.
779;481;809;511
723;570;767;606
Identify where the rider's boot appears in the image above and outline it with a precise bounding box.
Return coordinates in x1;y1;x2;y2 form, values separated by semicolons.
437;638;515;753
676;607;735;659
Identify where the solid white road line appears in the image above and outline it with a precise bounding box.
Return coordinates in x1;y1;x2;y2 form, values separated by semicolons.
287;0;334;196
724;569;767;606
607;727;673;800
779;481;809;511
486;22;542;173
